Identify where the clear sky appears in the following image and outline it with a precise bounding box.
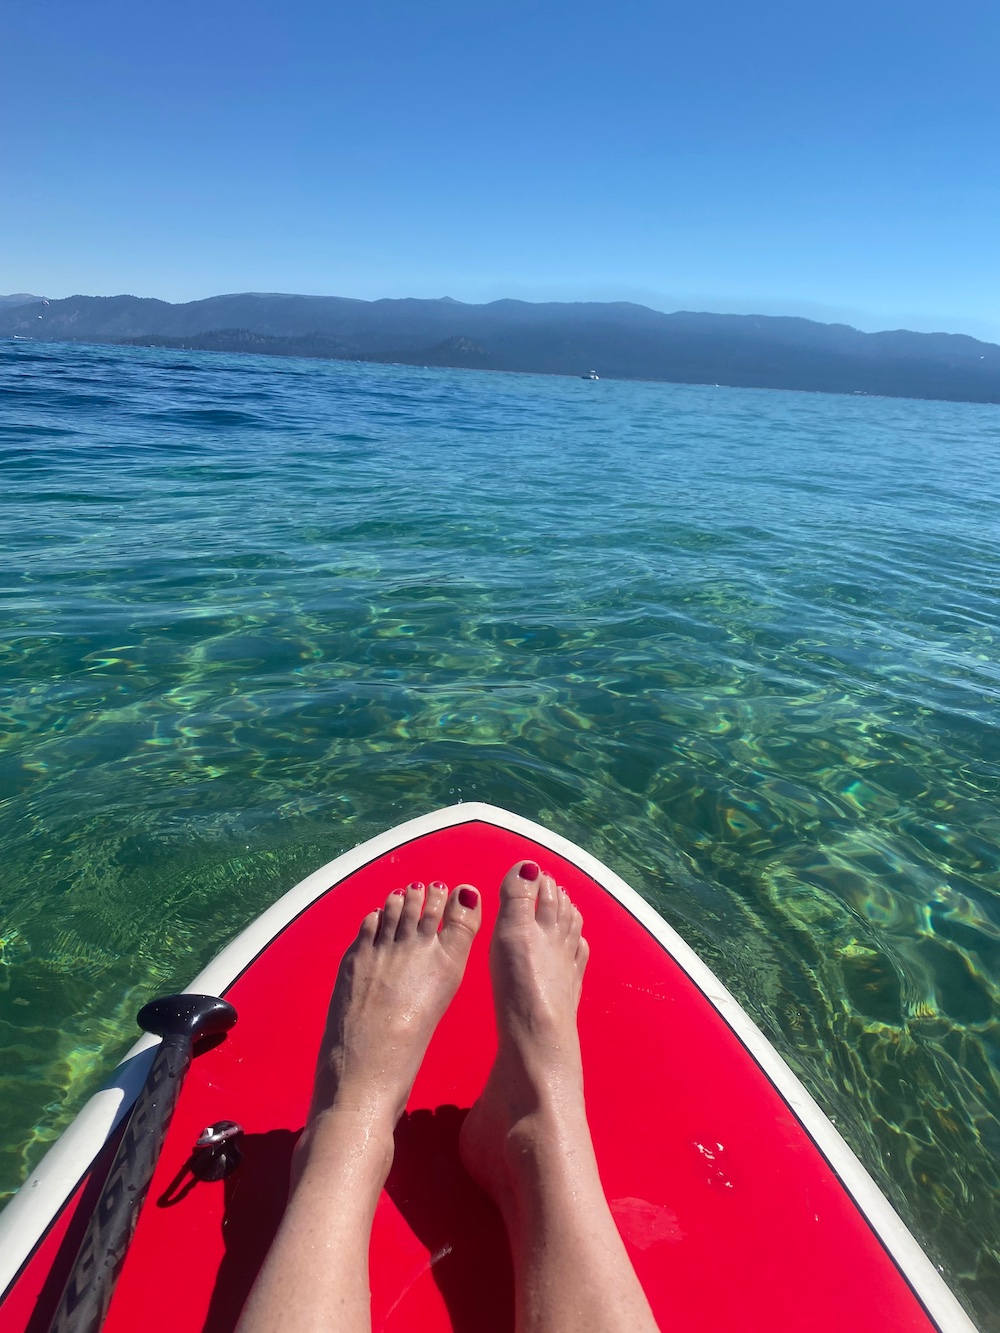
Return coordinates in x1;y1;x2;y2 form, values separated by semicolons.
3;0;999;338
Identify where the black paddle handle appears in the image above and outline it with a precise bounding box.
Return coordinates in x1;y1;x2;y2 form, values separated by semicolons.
48;1033;192;1333
46;992;237;1333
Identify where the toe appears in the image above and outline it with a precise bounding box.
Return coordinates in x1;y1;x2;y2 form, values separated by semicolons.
568;903;583;948
575;935;590;975
499;860;542;919
352;908;381;949
556;884;573;929
536;871;560;927
438;883;482;964
379;887;406;941
395;881;427;938
418;879;449;935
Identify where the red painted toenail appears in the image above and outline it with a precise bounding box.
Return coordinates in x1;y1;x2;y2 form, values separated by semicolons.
458;887;478;909
391;888;406;896
430;880;447;891
408;881;425;891
519;861;540;881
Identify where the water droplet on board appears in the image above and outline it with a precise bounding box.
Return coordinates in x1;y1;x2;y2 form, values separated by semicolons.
694;1140;734;1189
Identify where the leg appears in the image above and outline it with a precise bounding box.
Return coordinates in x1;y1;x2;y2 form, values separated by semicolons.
236;878;482;1333
460;861;660;1333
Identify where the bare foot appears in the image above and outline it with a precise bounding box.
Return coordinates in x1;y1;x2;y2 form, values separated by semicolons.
459;859;590;1209
305;879;482;1160
238;882;481;1333
459;862;659;1333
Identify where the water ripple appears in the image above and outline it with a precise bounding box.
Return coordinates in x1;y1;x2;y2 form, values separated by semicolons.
1;339;999;1324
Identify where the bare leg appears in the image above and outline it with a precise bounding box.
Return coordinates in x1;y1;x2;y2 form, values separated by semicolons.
236;878;482;1333
460;861;660;1333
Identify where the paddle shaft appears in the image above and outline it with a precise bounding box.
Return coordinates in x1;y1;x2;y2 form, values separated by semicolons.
48;1033;193;1333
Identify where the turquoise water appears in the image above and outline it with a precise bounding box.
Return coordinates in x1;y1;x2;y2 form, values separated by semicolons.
2;339;999;1324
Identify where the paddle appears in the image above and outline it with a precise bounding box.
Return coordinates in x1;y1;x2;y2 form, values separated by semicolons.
48;993;238;1333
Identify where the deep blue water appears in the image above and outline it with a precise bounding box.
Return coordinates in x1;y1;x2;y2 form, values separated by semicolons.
1;339;999;1324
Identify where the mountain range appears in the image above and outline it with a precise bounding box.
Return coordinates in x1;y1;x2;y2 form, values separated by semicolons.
3;291;1000;405
0;293;42;307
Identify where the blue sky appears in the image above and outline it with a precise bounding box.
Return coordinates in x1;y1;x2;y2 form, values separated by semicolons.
3;0;999;338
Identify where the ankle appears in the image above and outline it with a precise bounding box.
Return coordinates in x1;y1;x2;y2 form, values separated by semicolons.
309;1063;410;1135
295;1102;397;1191
503;1095;590;1171
496;1044;586;1121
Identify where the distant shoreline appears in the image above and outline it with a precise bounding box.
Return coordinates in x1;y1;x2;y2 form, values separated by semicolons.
4;291;1000;406
13;332;1000;413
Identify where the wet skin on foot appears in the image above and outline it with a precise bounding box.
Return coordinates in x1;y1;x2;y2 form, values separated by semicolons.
458;863;661;1333
306;878;483;1138
236;879;482;1333
459;859;590;1203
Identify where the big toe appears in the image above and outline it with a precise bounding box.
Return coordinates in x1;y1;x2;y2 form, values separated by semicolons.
499;860;542;916
437;883;482;965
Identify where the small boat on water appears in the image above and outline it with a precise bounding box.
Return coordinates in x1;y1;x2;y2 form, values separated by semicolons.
0;803;978;1332
581;369;600;379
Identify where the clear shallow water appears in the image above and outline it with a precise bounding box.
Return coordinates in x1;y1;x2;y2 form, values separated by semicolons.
2;339;999;1324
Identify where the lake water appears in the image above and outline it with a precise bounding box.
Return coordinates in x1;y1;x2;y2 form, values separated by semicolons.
1;339;999;1325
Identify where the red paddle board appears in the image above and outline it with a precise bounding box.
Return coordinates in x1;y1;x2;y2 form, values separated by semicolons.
0;804;977;1332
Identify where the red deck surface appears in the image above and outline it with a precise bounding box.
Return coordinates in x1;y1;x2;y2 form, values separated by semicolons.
1;820;935;1332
